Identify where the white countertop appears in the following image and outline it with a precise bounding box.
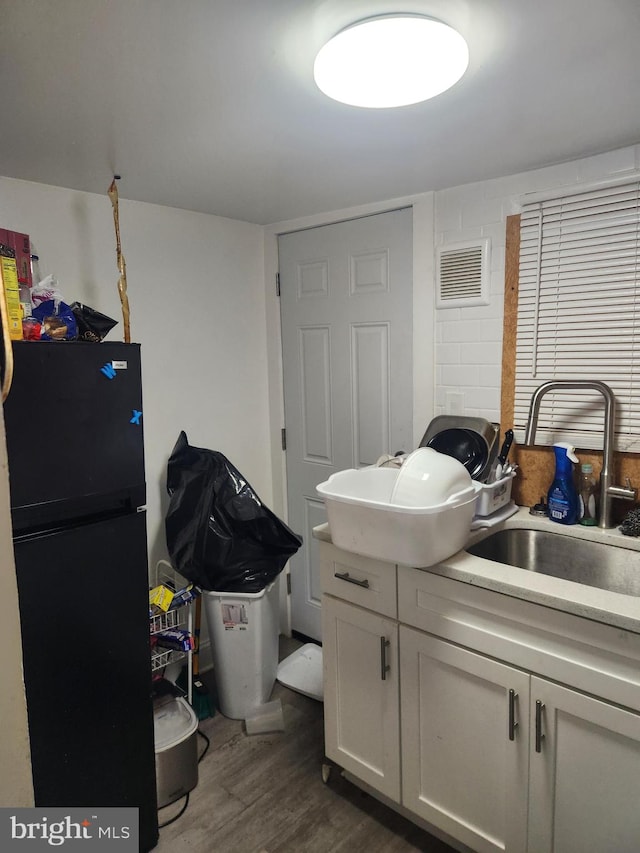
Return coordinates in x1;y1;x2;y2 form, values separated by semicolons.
314;506;640;634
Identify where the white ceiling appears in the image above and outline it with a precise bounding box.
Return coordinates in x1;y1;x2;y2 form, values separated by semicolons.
1;0;640;225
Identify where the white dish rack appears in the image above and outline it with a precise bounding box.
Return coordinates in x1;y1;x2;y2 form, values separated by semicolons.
474;469;516;518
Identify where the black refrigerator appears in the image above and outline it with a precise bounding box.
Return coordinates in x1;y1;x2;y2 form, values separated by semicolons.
3;341;158;852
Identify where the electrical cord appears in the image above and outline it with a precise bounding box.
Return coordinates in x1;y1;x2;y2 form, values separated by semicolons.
157;728;211;829
158;793;190;828
197;728;210;762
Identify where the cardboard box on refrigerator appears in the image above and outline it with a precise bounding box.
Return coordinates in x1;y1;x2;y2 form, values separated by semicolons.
0;229;31;287
0;251;23;339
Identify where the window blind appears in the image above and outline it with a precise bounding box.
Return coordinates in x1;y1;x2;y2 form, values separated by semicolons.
514;178;640;452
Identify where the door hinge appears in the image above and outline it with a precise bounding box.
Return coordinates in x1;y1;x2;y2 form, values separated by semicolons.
286;573;291;595
281;428;286;451
276;272;281;296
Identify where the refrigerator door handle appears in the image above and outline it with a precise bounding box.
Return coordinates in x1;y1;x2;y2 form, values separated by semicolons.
0;296;15;402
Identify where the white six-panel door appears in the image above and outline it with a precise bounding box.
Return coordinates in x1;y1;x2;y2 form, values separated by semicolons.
278;209;413;639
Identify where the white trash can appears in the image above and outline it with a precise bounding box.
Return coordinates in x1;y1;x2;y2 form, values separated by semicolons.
203;580;279;720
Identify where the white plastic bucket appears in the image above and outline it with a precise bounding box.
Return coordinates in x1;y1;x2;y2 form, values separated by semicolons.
317;467;481;567
203;580;279;720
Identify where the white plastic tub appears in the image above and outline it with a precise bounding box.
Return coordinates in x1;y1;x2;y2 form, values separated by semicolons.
317;462;481;567
202;581;279;720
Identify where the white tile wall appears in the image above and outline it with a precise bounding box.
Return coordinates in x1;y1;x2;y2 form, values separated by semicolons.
433;143;640;425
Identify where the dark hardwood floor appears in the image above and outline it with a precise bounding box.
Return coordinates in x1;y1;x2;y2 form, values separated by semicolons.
154;637;456;853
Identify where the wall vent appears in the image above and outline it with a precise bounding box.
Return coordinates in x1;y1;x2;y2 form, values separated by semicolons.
436;238;490;308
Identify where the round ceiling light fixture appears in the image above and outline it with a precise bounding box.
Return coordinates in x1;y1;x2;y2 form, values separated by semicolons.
313;15;469;108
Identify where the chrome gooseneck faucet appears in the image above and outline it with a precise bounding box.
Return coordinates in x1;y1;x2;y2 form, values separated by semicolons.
523;380;636;529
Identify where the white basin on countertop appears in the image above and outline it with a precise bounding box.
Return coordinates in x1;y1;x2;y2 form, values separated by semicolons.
316;455;482;568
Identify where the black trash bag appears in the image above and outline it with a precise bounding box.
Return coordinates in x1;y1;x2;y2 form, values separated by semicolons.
165;432;302;592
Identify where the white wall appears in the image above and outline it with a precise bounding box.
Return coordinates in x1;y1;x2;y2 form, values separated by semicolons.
0;177;270;574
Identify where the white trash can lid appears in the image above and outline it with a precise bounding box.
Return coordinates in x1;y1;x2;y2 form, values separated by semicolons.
277;643;323;701
154;696;198;753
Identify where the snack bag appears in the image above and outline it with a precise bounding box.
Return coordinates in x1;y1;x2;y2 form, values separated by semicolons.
31;299;78;340
70;302;118;342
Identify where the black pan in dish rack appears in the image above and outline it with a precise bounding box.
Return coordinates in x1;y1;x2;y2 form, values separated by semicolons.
426;428;488;480
418;415;500;482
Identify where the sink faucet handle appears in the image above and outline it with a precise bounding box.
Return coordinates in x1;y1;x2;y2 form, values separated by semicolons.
608;479;637;502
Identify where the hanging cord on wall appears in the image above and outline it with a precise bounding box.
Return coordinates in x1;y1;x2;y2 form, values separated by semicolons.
0;277;14;403
157;729;211;829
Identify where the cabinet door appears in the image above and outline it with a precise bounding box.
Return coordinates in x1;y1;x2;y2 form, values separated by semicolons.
322;595;400;801
528;677;640;853
400;627;530;853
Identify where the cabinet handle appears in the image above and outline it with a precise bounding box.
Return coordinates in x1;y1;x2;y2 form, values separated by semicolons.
535;700;545;753
380;636;391;680
334;571;369;588
508;689;519;741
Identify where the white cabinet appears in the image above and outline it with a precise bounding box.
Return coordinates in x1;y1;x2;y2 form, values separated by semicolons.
320;541;401;800
400;626;640;853
322;595;401;801
319;540;640;853
400;627;529;853
528;677;640;853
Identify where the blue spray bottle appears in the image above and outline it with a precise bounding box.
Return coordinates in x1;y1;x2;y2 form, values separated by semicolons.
547;442;579;525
